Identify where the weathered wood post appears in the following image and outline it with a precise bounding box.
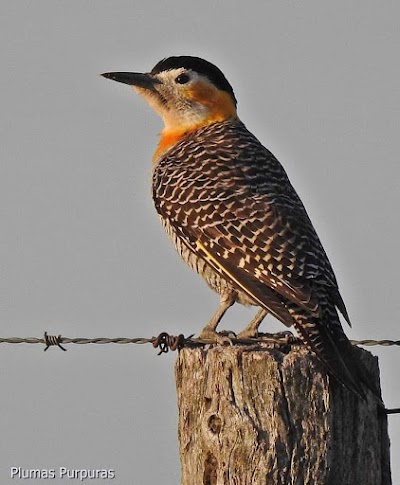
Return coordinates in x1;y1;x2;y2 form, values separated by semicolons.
175;339;391;485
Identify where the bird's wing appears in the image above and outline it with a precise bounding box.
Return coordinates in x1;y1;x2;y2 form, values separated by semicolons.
181;196;325;319
155;175;341;325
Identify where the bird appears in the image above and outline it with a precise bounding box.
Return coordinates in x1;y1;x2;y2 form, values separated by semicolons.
102;55;378;400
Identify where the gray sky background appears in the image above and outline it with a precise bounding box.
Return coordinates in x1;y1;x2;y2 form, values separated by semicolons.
1;1;399;483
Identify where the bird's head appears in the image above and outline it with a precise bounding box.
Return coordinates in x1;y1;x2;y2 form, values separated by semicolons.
102;56;238;135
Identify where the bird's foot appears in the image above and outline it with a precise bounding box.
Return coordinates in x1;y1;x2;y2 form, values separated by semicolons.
236;328;259;339
197;328;235;346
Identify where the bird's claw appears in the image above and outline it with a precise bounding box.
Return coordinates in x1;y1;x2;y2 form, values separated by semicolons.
198;329;235;346
237;329;258;339
273;330;296;344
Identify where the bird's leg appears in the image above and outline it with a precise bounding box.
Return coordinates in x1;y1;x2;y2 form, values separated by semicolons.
237;308;268;339
198;292;236;344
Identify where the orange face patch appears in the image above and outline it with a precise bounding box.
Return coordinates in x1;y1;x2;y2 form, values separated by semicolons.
185;80;236;122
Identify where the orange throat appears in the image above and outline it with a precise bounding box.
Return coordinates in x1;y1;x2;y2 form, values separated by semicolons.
153;129;188;162
153;116;238;163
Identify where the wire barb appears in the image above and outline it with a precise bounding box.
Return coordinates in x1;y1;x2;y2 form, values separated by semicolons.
43;332;67;351
152;332;185;354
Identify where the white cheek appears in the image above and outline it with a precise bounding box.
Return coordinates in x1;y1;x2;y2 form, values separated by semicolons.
159;86;211;128
179;104;210;124
162;101;210;130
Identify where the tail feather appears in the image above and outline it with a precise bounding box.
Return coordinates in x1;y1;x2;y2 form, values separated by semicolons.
288;304;382;403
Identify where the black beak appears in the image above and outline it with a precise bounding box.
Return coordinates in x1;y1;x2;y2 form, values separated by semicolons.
101;72;160;91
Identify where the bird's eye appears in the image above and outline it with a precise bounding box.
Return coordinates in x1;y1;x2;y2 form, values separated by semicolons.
175;73;190;84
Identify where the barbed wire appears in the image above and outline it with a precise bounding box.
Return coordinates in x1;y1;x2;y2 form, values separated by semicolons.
0;331;398;353
1;331;399;415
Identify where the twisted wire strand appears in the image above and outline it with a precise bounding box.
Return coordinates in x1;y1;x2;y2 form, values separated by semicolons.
0;333;398;348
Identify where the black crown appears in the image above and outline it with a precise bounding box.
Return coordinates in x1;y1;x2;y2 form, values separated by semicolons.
151;56;237;106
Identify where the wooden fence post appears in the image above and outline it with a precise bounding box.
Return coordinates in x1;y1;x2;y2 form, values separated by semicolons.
175;341;391;485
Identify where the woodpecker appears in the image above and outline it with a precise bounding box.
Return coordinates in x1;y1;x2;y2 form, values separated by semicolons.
102;56;378;399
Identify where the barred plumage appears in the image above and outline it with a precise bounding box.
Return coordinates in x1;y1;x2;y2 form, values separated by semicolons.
152;119;368;394
103;56;381;401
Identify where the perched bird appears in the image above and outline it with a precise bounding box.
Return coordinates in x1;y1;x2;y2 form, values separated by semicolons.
102;56;376;399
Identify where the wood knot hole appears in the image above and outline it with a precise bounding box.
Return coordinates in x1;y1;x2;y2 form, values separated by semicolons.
208;414;222;434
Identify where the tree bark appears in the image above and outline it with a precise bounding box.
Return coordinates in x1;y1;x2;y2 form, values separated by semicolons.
175;340;391;485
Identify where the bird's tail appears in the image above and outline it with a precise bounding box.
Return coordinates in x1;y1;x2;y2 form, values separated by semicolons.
288;303;383;404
